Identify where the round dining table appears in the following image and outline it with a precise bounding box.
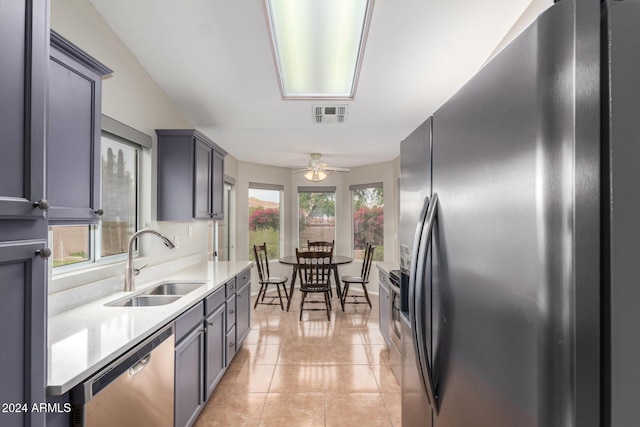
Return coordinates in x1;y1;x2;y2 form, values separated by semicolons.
278;255;353;311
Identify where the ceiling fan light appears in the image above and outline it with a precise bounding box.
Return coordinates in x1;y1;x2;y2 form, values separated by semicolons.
303;169;329;182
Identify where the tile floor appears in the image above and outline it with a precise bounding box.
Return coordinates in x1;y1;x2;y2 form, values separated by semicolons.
194;289;401;427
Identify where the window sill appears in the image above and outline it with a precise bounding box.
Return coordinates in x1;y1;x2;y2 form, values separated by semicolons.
50;255;146;295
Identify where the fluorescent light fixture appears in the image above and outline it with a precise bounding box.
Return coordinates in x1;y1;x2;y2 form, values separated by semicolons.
265;0;374;99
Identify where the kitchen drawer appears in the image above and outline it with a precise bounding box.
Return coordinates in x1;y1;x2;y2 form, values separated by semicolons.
236;268;251;289
175;301;204;343
226;325;237;363
225;277;237;297
226;295;236;332
205;286;226;316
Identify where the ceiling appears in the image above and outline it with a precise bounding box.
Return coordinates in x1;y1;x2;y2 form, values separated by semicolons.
88;0;544;169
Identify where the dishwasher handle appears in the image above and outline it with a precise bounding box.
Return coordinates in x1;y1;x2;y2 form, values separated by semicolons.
128;354;151;377
72;324;174;404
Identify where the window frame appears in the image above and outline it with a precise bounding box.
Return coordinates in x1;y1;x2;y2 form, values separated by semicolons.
350;182;384;260
248;183;284;261
297;186;337;250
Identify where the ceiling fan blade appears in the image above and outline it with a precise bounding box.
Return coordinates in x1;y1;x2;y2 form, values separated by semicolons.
323;166;350;172
290;168;310;174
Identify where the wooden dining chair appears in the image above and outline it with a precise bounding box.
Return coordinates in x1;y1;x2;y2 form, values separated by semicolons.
307;240;335;297
341;243;376;310
296;249;333;321
307;240;334;253
253;243;288;310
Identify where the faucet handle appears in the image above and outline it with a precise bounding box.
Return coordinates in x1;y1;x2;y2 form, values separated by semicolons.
134;264;148;276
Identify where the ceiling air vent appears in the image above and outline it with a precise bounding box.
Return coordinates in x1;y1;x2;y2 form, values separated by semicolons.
313;105;347;124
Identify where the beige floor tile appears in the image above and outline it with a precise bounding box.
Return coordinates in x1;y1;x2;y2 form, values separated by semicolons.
324;365;379;393
371;364;401;394
283;324;330;345
251;314;288;330
197;294;394;426
278;342;324;365
195;392;266;427
327;327;365;345
259;393;325;427
325;393;392;427
365;344;391;365
233;344;281;365
244;328;284;345
333;313;375;329
215;364;276;393
382;393;402;427
269;365;324;393
323;343;371;365
359;328;388;345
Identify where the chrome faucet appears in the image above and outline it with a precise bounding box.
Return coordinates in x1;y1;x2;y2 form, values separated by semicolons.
125;229;176;292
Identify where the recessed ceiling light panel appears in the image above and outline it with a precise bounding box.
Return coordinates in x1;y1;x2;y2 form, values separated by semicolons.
265;0;374;99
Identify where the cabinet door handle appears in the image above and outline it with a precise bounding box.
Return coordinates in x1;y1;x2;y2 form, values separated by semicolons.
94;209;104;216
36;248;52;259
229;341;235;348
229;309;235;314
33;199;49;211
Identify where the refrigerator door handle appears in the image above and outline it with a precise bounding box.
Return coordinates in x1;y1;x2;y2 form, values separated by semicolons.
408;196;430;396
413;193;439;414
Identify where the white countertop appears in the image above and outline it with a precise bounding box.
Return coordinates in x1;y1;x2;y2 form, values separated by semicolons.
47;260;252;395
375;261;399;275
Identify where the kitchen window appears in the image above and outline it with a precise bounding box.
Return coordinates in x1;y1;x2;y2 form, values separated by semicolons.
51;130;142;270
248;183;283;261
298;186;336;249
351;183;383;261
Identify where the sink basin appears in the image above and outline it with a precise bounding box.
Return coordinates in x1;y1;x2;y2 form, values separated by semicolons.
108;295;181;307
142;282;206;296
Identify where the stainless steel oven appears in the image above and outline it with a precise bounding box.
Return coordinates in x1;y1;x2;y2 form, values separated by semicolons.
389;270;402;382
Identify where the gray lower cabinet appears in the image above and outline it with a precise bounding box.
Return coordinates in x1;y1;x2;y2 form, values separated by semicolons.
0;0;48;220
156;129;227;221
47;31;112;224
236;281;251;346
175;326;205;427
225;287;237;364
174;302;206;427
205;288;226;399
223;268;252;366
0;238;48;427
379;271;391;346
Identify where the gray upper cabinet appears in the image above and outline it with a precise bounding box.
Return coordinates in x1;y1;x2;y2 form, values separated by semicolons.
47;31;112;224
156;129;227;221
0;0;48;220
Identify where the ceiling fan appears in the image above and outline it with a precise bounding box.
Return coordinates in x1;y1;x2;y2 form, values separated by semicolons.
291;153;350;182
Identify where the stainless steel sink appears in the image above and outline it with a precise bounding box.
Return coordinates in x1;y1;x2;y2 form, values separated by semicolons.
108;295;181;307
142;282;206;296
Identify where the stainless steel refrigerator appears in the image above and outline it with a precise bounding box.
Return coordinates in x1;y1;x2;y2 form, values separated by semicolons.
398;0;620;425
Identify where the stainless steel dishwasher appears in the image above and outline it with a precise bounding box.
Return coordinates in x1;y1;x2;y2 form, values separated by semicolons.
71;324;175;427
